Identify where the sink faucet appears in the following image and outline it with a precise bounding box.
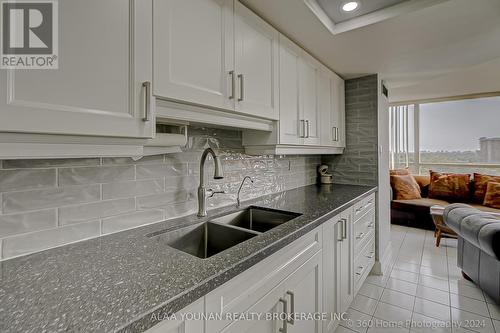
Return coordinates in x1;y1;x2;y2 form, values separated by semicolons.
237;176;254;207
197;148;225;217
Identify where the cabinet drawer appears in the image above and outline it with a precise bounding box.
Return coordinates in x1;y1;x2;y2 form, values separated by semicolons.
205;227;322;332
353;210;375;255
354;237;375;292
353;194;375;221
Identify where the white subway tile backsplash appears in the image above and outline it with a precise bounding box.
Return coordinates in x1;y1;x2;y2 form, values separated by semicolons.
58;166;135;186
137;190;192;209
0;209;57;237
136;163;188;179
58;198;136;225
102;209;164;234
102;179;164;200
0;169;56;192
165;176;198;192
164;200;198;219
2;221;100;258
2;185;101;214
0;127;320;260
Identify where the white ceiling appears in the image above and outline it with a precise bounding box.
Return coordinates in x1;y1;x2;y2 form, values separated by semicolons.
317;0;409;23
240;0;500;102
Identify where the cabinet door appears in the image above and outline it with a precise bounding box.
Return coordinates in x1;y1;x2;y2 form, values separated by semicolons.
278;35;302;145
322;216;340;333
337;211;354;313
217;290;281;333
318;69;334;146
154;0;234;111
299;54;321;145
234;1;279;120
286;252;323;333
331;74;345;148
0;0;154;138
144;299;204;333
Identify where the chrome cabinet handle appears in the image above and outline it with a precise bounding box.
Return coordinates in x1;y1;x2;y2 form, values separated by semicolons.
356;232;365;240
337;221;343;241
366;252;375;259
142;81;152;122
279;298;288;333
368;222;374;228
305;120;310;138
286;291;295;325
300;120;306;138
229;71;235;99
238;74;244;101
332;127;339;141
342;218;347;239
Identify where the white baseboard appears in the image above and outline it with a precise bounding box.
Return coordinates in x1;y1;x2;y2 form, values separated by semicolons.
371;241;393;276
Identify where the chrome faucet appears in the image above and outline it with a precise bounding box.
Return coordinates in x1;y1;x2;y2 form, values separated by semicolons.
197;148;225;217
236;176;254;207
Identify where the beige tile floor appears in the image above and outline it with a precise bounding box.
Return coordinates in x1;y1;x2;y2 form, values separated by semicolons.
336;225;500;333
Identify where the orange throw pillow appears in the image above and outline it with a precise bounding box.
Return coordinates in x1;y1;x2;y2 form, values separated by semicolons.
473;173;500;203
483;182;500;209
429;171;470;201
390;168;410;176
390;175;422;200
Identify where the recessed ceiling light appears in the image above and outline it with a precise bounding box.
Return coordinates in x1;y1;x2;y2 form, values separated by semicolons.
342;1;359;12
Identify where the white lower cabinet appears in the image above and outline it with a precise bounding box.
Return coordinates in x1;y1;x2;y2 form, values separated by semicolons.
146;194;376;333
144;299;204;333
322;210;354;333
205;228;322;333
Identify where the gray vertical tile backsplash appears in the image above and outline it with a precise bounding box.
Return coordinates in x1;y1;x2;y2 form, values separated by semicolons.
322;74;379;186
0;127;320;260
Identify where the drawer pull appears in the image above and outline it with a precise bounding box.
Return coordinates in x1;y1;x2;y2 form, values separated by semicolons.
286;291;295;325
238;74;244;101
356;232;365;240
228;71;235;99
142;81;152;122
355;266;365;276
342;218;347;239
367;223;374;229
366;252;375;259
279;298;288;333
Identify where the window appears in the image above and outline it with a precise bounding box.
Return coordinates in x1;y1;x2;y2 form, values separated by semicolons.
390;95;500;176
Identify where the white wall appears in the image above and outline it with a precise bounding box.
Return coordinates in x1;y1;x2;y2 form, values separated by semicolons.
376;77;392;274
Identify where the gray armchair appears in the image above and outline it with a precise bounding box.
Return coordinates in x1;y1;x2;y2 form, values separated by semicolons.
444;203;500;304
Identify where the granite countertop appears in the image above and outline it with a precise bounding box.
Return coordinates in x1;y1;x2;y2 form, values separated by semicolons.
0;183;376;333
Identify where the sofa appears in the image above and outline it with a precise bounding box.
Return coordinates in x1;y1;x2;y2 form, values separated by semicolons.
444;204;500;304
391;173;500;230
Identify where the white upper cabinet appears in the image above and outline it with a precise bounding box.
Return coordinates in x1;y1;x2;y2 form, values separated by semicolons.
278;35;302;145
332;74;346;147
154;0;279;120
300;53;321;146
153;0;234;111
0;0;155;139
320;70;346;148
234;1;279;120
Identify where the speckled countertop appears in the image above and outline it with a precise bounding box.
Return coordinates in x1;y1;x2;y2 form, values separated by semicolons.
0;184;376;333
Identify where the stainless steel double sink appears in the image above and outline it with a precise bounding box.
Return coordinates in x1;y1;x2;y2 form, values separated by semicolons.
151;207;301;259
